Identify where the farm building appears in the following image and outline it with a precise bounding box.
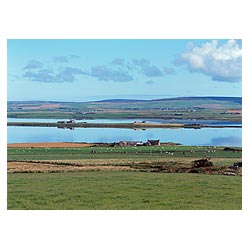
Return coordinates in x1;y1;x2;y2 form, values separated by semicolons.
66;119;75;124
118;140;143;146
146;139;160;146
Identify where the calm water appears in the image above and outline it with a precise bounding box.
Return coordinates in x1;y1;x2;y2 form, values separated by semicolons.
7;117;241;126
7;119;242;146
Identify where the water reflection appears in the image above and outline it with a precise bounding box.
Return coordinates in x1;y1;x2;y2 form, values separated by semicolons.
210;136;242;147
7;118;241;126
7;126;242;147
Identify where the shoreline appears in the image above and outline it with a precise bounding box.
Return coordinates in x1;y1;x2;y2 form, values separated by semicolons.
7;142;181;148
7;142;94;148
7;121;242;129
7;142;242;149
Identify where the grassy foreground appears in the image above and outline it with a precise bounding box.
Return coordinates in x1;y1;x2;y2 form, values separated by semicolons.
8;171;241;210
8;145;242;209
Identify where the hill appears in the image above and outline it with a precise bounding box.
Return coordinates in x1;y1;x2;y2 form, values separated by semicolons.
7;96;242;121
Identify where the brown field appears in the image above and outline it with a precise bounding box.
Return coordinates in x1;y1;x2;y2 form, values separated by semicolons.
7;157;242;175
18;104;63;110
39;104;62;109
7;161;131;173
8;142;93;148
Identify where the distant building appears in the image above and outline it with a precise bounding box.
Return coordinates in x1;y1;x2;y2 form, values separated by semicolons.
66;119;75;124
146;139;160;146
118;140;127;146
117;139;160;147
118;140;143;147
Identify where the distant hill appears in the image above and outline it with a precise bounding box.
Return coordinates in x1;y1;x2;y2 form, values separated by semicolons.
7;96;242;112
8;96;242;105
157;96;242;104
7;96;242;121
94;99;148;103
96;96;242;104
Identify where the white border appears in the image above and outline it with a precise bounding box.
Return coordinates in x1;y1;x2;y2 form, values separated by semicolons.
1;1;249;250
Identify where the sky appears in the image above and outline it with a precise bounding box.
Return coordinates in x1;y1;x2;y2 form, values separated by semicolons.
7;39;242;102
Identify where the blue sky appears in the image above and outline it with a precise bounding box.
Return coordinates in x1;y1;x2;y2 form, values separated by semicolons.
8;39;242;101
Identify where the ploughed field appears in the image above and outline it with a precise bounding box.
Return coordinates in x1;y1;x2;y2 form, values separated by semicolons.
7;144;242;209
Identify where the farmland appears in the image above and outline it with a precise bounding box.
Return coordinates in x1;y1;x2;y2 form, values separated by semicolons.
7;96;242;122
7;144;242;209
7;95;242;210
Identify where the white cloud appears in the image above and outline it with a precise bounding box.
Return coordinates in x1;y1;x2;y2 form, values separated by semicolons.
177;39;242;82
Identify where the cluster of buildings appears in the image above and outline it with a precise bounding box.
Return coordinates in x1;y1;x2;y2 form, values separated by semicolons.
57;119;75;124
117;139;160;147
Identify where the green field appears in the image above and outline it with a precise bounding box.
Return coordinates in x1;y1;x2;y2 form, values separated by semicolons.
7;145;242;161
8;145;242;209
8;171;242;210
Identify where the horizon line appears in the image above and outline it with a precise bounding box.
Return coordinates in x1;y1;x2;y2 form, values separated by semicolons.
7;95;242;103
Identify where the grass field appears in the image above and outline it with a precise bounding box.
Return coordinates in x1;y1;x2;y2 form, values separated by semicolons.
7;144;242;209
8;171;242;210
7;145;242;161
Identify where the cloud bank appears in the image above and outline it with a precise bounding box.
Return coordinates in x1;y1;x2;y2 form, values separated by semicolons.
90;66;133;82
23;67;87;83
132;58;174;78
22;56;174;83
142;66;163;77
176;39;242;82
23;60;43;70
111;58;125;66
